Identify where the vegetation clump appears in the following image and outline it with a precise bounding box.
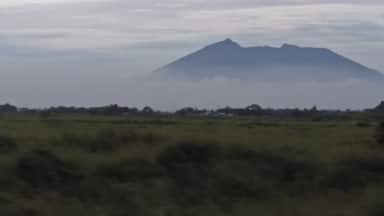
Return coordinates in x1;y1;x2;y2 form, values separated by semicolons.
16;150;82;188
376;122;384;146
57;130;163;152
0;135;17;153
356;121;372;128
95;159;164;182
321;157;384;191
0;115;384;215
156;142;319;206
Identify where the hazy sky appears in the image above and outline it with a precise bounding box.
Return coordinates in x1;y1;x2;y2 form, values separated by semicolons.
1;0;383;109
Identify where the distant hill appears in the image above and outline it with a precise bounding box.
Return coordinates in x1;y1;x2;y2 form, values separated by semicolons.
155;39;383;81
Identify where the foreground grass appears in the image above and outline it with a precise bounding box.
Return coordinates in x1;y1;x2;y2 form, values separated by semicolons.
0;115;383;215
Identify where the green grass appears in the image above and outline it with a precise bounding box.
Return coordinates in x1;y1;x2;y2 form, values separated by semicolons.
0;114;383;215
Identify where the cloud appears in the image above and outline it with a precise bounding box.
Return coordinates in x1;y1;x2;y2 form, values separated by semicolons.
2;1;383;48
0;0;383;107
0;0;110;7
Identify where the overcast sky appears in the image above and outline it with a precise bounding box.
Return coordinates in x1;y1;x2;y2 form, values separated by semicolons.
1;0;383;109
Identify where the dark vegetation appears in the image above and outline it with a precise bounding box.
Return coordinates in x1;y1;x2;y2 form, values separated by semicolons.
0;102;384;215
0;135;18;153
376;122;384;146
1;100;384;120
55;130;163;152
16;150;82;189
3;137;384;215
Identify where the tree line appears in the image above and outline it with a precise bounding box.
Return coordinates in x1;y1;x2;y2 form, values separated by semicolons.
0;101;383;119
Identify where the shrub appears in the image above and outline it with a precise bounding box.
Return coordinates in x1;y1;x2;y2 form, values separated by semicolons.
356;121;372;128
214;176;269;202
376;122;384;146
158;142;219;167
157;142;219;184
0;135;17;154
225;146;319;185
157;142;319;205
156;142;222;205
57;130;164;153
368;205;384;216
118;131;140;143
321;157;384;191
141;133;158;144
57;130;122;152
364;191;384;216
119;131;164;144
16;150;82;188
91;130;119;152
59;133;93;148
95;159;164;182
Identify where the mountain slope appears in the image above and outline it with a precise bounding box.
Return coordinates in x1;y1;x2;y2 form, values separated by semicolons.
156;39;383;81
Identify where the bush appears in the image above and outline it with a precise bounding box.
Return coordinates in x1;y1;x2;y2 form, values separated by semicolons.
157;142;319;206
158;142;318;188
321;157;384;191
376;122;384;146
57;130;164;153
225;146;319;185
157;142;226;205
95;159;164;182
16;150;82;188
119;131;164;144
157;142;219;185
356;121;372;127
57;130;123;152
0;135;17;154
214;176;269;202
368;205;384;216
158;142;220;167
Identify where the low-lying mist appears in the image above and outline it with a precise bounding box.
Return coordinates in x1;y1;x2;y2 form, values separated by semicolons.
1;68;383;110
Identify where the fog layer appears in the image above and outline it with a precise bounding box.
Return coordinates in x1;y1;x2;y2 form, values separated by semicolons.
2;69;383;110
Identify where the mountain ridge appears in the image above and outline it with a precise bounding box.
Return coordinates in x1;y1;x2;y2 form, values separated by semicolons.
155;39;383;81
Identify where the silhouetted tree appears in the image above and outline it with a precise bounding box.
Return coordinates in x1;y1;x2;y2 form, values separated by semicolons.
142;106;154;114
245;104;262;112
176;107;201;116
0;104;17;113
374;101;384;113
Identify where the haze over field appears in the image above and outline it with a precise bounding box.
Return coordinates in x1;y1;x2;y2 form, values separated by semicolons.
1;0;384;109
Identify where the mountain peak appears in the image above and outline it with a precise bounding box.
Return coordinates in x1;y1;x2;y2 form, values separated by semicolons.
223;38;236;43
206;38;241;49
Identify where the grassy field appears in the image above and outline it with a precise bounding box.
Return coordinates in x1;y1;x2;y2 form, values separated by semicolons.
0;114;383;216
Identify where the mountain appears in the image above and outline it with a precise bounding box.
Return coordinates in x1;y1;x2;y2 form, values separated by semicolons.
155;39;383;81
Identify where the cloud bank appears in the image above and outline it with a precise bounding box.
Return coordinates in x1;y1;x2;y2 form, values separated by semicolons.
0;0;383;109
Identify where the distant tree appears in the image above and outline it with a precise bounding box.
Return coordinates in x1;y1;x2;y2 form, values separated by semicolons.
0;104;17;113
310;106;318;112
176;107;201;116
245;104;262;112
374;101;384;112
142;106;154;114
